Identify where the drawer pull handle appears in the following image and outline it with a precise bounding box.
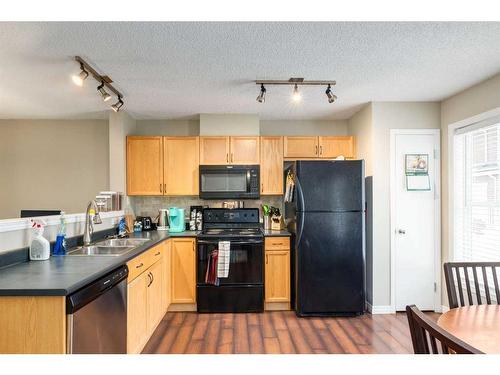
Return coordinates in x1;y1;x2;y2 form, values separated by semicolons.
136;263;144;269
155;251;161;256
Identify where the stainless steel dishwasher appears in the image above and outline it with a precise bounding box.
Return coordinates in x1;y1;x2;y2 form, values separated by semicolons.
66;266;128;354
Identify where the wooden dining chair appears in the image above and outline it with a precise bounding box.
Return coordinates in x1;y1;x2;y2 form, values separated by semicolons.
406;305;483;354
444;262;500;309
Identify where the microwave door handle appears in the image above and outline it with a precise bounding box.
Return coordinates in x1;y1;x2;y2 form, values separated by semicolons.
246;170;251;193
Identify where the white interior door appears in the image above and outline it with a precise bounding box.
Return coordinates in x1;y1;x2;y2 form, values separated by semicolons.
392;130;440;311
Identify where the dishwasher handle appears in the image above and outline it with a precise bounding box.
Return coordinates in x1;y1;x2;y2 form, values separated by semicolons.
66;265;128;314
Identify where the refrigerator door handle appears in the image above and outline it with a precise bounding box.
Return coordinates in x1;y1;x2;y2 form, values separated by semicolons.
296;211;305;248
295;175;305;213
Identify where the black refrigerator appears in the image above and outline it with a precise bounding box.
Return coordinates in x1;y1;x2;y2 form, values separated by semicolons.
284;160;365;316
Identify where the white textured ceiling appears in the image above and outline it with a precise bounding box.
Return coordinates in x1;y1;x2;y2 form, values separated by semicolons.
0;22;500;120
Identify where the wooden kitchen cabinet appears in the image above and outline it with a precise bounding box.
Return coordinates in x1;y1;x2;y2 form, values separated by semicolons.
163;137;199;195
230;136;260;164
163;239;172;312
199;136;230;164
127;136;163;195
318;136;356;159
126;243;167;354
200;136;259;165
171;238;196;306
264;237;290;310
146;259;164;332
127;271;149;354
260;136;283;195
284;136;319;158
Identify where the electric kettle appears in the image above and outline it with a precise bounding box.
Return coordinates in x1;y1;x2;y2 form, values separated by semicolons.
157;208;170;231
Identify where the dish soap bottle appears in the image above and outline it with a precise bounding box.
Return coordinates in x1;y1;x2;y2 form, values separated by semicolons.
29;219;50;261
53;211;67;256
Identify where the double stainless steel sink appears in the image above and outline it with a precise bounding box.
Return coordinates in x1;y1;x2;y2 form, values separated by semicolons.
67;238;150;256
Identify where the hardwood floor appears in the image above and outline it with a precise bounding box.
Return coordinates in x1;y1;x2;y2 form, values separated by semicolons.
142;311;440;354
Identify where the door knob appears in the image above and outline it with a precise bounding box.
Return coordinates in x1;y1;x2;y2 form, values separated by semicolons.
398;229;406;234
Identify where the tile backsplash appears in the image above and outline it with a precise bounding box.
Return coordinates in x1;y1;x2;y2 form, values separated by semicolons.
129;196;283;222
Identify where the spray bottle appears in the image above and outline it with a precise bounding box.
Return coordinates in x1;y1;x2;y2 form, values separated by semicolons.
53;211;67;256
29;219;50;261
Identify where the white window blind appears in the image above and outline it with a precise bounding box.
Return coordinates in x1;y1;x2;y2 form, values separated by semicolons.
454;119;500;261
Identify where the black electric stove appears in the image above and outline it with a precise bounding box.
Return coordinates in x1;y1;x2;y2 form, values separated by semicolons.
196;208;264;313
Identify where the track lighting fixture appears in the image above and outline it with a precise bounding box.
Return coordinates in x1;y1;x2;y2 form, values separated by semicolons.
72;63;89;86
254;78;337;104
325;84;337;103
111;96;124;112
72;56;125;112
256;84;266;103
97;81;112;102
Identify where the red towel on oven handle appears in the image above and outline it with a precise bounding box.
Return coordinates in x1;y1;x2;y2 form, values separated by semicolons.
205;249;219;286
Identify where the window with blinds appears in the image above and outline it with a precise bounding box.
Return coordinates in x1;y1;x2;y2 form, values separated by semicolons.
454;120;500;261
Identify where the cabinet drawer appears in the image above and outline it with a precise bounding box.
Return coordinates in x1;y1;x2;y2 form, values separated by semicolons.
265;237;290;250
126;245;161;282
127;252;154;282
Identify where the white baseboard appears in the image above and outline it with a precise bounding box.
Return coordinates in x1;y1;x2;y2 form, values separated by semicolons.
366;302;396;314
441;305;450;313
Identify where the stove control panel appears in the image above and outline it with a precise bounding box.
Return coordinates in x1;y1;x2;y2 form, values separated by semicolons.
203;208;259;224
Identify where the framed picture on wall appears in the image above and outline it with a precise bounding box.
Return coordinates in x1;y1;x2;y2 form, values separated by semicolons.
405;154;428;175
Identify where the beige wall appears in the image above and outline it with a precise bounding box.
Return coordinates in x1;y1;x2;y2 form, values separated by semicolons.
0;119;109;219
135;117;349;137
348;105;373;175
440;73;500;305
200;114;260;135
109;111;136;193
135;119;200;136
260;120;348;136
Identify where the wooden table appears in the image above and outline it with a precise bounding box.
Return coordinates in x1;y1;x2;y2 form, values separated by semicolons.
437;305;500;353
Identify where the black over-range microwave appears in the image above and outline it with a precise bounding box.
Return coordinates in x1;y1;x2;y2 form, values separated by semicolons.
199;165;260;199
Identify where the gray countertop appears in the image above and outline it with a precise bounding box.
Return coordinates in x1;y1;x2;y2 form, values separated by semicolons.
262;229;292;237
0;230;199;297
0;228;289;297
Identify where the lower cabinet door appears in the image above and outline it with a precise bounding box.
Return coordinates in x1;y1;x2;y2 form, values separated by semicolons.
147;259;165;332
265;250;291;303
163;240;172;311
127;272;148;354
171;238;196;304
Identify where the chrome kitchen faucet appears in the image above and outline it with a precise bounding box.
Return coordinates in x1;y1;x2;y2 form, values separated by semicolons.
83;200;102;245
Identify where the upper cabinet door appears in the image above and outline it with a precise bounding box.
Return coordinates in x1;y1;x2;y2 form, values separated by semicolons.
230;136;260;164
163;137;199;195
199;136;230;165
260;136;283;195
318;136;356;159
284;136;318;158
127;136;163;195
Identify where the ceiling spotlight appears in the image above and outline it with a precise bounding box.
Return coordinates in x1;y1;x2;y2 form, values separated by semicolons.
111;96;124;112
97;81;112;102
72;63;89;86
292;84;301;102
256;84;266;103
325;84;337;103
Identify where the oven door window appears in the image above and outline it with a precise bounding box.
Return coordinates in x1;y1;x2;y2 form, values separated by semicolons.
201;171;248;193
197;241;263;285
